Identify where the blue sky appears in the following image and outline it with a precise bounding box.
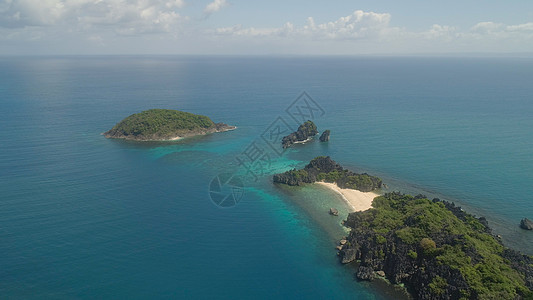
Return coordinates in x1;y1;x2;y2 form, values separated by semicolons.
1;0;533;55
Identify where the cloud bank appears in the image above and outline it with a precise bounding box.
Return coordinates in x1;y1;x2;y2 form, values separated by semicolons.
214;10;395;40
0;0;187;34
0;3;532;54
211;10;533;54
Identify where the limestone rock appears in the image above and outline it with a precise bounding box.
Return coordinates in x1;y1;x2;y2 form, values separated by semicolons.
520;218;533;230
319;130;330;142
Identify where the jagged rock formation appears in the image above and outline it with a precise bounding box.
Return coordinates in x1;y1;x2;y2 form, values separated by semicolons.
104;109;235;141
273;156;382;192
520;218;533;230
338;192;533;299
319;130;330;142
281;120;318;148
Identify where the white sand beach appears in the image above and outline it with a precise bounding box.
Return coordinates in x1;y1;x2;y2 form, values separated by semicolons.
316;182;379;212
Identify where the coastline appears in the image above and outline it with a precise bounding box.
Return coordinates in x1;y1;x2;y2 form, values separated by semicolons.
293;137;313;144
315;182;379;212
103;125;237;141
166;126;237;141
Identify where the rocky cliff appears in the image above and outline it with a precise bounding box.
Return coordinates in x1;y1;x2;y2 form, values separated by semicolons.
338;192;533;299
319;130;330;142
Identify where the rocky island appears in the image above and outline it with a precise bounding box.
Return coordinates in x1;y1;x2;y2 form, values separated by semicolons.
319;130;330;142
520;218;533;230
281;120;318;148
273;156;382;192
274;157;533;299
339;192;533;299
104;109;235;141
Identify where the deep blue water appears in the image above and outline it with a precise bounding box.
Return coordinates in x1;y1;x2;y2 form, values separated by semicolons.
1;56;532;299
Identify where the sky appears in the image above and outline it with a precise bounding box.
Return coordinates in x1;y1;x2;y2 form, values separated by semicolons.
1;0;533;55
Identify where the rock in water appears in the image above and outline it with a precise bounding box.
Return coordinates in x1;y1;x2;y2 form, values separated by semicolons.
340;248;357;264
329;208;339;216
520;218;533;230
319;130;330;142
281;120;318;148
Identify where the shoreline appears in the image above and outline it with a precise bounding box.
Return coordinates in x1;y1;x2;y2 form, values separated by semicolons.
315;182;380;212
103;125;237;142
293;136;313;144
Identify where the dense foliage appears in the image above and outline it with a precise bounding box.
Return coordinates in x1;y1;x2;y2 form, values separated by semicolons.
341;192;533;299
273;156;382;192
105;109;215;139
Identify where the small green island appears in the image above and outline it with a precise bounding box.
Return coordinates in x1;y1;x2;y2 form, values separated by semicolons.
104;109;236;141
273;156;382;192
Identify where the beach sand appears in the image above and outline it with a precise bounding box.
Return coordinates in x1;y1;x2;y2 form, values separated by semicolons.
316;182;379;212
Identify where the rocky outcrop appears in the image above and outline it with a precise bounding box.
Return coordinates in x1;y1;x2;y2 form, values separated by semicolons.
520;218;533;230
357;266;375;281
281;120;318;148
338;192;533;299
273;156;382;192
214;122;236;132
340;248;357;264
319;130;330;142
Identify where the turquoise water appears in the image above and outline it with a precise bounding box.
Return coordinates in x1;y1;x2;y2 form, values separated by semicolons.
1;56;532;298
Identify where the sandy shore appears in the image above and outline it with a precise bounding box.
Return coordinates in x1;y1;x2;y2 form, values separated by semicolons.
316;182;379;212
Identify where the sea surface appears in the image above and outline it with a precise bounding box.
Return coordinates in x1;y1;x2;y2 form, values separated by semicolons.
1;56;532;299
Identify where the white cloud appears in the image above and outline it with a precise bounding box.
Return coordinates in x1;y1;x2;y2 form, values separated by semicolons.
0;0;187;34
215;10;394;40
467;21;533;38
422;24;457;41
211;10;533;54
204;0;228;15
1;5;533;54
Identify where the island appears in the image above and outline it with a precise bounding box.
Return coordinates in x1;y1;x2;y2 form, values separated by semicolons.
273;156;382;211
282;120;318;148
273;156;382;192
104;109;236;141
274;157;533;299
319;130;330;142
339;192;533;299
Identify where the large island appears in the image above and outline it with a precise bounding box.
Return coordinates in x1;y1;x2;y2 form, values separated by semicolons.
341;192;533;299
274;157;533;299
104;109;235;141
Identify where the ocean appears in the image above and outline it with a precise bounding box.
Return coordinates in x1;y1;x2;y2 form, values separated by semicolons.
1;56;532;299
